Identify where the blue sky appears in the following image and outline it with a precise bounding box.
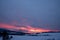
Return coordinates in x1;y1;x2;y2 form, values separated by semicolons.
0;0;60;30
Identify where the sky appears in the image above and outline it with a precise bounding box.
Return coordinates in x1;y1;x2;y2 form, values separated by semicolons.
0;0;60;30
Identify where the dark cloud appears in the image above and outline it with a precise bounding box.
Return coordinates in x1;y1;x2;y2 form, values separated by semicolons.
0;0;60;30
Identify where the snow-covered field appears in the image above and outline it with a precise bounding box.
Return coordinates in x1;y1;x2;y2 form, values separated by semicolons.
0;33;60;40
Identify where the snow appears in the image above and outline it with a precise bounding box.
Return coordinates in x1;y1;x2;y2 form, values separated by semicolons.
0;33;60;40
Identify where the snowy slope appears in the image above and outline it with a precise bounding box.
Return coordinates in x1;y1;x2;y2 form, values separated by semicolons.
12;33;60;40
0;33;60;40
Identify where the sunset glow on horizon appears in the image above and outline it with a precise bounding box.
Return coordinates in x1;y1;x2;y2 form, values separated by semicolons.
0;23;59;33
